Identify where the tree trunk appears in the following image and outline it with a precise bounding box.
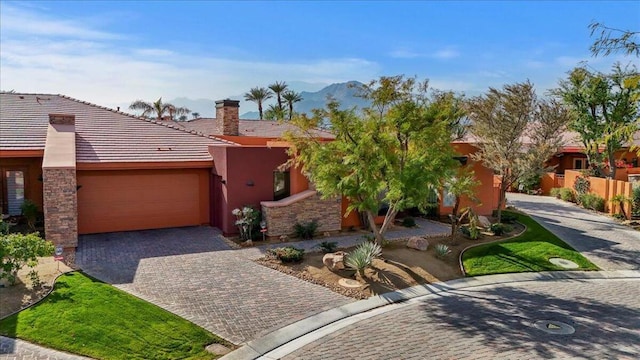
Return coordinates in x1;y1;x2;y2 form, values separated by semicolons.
258;102;264;120
608;151;617;179
496;177;509;223
365;211;384;244
450;198;461;240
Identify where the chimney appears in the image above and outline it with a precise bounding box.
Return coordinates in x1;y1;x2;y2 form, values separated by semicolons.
49;114;75;125
215;99;240;136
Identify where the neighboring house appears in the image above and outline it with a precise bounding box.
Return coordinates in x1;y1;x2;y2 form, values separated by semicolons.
0;93;500;255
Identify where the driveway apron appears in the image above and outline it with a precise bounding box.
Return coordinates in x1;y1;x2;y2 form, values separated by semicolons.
507;193;640;270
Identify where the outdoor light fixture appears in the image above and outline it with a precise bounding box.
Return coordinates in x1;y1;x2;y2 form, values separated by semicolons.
246;180;255;187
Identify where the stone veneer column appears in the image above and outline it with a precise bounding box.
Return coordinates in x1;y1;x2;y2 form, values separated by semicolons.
215;99;240;136
43;114;78;252
261;190;341;237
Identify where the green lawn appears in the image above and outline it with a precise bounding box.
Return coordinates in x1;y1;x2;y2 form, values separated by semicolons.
462;211;598;276
0;272;224;360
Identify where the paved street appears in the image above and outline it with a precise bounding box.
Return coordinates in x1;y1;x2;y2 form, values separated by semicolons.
507;193;640;270
278;276;640;360
0;337;91;360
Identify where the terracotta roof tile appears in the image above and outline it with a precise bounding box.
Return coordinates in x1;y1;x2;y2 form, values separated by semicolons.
0;93;234;163
169;118;334;139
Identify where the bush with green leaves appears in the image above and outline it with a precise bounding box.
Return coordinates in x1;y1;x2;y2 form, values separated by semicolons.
345;241;382;277
317;241;338;253
633;186;640;218
294;220;318;240
0;219;12;235
434;244;451;259
490;223;513;236
270;246;305;263
573;176;590;196
579;193;605;212
610;194;632;219
20;200;39;232
459;225;479;240
549;188;562;199
559;188;576;203
0;232;54;285
401;217;416;227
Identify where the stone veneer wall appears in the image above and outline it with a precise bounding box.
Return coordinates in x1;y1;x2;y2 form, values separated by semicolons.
261;190;341;237
215;100;239;136
43;168;78;249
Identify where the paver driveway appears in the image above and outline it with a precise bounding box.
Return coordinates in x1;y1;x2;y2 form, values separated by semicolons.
507;193;640;270
277;275;640;360
76;226;351;345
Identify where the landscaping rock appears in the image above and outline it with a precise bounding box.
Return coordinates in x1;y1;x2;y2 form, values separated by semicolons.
478;215;491;228
206;343;231;356
323;251;346;271
406;236;429;251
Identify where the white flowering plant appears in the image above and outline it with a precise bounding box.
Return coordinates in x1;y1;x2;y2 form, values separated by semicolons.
232;206;260;241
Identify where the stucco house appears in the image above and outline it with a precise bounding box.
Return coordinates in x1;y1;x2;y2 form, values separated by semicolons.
1;92;499;256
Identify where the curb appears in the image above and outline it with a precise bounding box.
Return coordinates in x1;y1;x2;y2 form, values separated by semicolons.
221;270;640;360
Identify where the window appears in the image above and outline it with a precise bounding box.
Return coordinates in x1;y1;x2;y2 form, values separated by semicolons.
573;158;585;170
273;171;290;201
442;187;456;207
1;169;26;215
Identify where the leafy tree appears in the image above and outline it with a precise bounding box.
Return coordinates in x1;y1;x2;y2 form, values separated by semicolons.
554;64;639;178
590;22;639;57
285;76;462;244
269;81;288;112
445;168;480;242
282;90;303;121
0;232;54;285
468;81;569;222
129;97;190;121
191;112;200;119
244;87;273;120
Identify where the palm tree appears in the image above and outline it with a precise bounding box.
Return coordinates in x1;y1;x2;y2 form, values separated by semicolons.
129;98;190;121
264;104;287;121
282;90;303;121
269;81;288;112
244;87;273;120
192;112;200;119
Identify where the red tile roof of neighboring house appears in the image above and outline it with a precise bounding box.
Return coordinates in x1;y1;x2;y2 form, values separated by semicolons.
169;118;335;139
0;93;234;163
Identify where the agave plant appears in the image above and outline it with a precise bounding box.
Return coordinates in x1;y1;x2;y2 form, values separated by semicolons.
434;244;451;259
345;241;382;278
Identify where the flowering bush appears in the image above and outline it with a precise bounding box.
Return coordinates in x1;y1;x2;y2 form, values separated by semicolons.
232;206;260;241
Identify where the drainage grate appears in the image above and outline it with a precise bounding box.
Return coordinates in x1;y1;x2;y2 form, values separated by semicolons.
549;257;579;269
533;320;575;335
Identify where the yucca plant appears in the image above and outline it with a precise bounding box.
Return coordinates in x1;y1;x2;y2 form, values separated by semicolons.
345;241;382;278
434;244;451;259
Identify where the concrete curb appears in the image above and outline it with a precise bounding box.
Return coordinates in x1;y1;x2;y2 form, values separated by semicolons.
221;270;640;360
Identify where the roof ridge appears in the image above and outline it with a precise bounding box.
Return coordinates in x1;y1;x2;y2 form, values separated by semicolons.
55;94;239;146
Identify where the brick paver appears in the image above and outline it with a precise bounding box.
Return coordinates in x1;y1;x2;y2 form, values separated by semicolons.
283;277;640;359
0;336;91;360
76;226;350;345
507;193;640;270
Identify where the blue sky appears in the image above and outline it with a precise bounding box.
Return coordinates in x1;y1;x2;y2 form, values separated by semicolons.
1;0;638;113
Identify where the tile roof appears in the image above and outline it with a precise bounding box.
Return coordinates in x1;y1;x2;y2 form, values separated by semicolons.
169;118;335;139
0;93;233;163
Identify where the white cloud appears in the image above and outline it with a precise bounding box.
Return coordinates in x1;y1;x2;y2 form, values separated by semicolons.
0;5;380;110
432;48;460;60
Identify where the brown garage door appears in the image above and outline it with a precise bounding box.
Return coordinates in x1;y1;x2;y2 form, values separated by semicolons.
77;169;209;234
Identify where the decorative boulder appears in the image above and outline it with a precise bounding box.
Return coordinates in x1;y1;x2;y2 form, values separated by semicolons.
323;251;346;271
406;237;429;251
478;215;491;228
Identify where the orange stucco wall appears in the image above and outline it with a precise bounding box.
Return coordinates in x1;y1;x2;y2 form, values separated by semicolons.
0;156;44;211
290;165;309;195
564;169;633;217
77;168;210;234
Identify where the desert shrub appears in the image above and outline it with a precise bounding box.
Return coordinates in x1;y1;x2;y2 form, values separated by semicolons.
459;225;479;240
610;194;633;219
579;193;605;212
434;244;451;259
559;188;576;203
294;220;318;240
633;186;640;217
550;188;562;199
345;241;382;276
270;247;305;263
20;200;39;232
0;219;12;235
500;212;517;224
573;176;590;196
401;217;416;227
317;241;338;253
232;206;260;241
0;232;54;285
490;223;513;236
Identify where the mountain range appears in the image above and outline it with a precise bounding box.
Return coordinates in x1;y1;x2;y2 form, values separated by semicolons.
168;81;370;120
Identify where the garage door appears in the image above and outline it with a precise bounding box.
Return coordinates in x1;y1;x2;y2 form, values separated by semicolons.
77;169;209;234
